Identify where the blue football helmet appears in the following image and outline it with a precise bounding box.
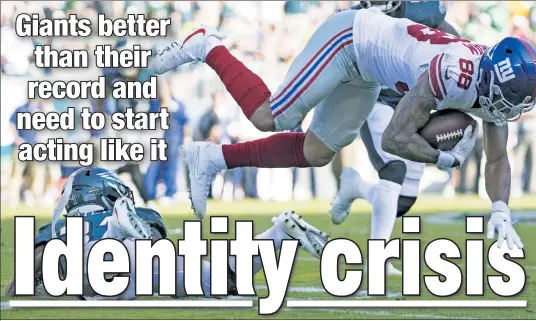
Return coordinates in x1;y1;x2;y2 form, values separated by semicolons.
477;37;536;126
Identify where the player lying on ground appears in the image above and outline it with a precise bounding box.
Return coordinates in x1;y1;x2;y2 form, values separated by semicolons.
330;1;460;275
152;5;536;249
5;167;329;299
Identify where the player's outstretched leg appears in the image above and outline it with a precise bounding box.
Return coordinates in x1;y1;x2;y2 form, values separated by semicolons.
174;211;330;297
331;166;404;276
182;134;318;219
176;12;359;218
330;167;376;225
152;26;273;130
224;211;329;294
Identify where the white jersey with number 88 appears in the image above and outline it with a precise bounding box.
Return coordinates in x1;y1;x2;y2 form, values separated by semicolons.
352;8;491;119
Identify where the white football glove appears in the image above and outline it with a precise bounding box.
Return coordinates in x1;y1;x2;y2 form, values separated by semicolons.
436;124;478;169
487;201;523;250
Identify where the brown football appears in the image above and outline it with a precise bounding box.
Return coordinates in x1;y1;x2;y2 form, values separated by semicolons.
418;110;477;151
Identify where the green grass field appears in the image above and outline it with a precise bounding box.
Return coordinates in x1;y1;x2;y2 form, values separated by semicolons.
1;196;535;319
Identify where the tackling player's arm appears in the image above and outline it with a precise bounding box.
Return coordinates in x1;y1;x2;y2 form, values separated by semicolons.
382;71;440;163
437;20;460;37
483;121;510;203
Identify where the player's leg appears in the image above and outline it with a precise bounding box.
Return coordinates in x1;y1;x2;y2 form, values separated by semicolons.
331;102;404;226
397;169;424;218
330;102;424;275
220;73;379;173
153;10;358;134
180;11;360;218
162;143;179;199
175;211;330;297
144;161;161;202
8;149;25;207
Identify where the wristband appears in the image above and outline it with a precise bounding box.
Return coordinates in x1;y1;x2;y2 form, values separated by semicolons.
436;151;455;169
492;200;510;214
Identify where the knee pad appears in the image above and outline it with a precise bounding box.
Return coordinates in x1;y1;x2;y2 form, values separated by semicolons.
378;160;407;185
397;195;417;217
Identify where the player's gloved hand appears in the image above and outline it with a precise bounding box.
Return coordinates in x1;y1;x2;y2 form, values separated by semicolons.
487;201;524;250
436;124;478;169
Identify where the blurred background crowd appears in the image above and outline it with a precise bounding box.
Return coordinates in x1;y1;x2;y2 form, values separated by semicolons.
1;1;535;210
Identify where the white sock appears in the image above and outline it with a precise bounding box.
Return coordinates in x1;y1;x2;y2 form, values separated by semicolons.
359;179;377;204
229;225;286;275
370;179;402;240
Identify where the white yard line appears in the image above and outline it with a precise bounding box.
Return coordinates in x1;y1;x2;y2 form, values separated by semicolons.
256;285;402;298
281;307;475;319
286;299;526;308
7;300;253;308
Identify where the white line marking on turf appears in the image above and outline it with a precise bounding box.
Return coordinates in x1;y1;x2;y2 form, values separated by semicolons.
167;228;183;235
257;285;325;293
297;257;317;262
286;299;527;308
282;307;475;319
8;300;253;308
256;286;402;298
1;301;10;310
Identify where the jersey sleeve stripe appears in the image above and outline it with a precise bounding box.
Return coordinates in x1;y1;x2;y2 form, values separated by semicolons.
437;54;448;98
429;55;444;100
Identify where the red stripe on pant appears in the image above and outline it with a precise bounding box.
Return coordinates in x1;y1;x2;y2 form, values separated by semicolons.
270;27;353;104
273;40;353;118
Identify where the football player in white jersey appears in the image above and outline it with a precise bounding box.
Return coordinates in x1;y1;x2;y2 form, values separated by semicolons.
330;1;462;275
152;7;535;250
5;167;329;299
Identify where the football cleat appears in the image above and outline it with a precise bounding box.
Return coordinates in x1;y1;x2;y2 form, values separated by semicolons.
113;197;152;239
330;167;364;225
151;25;226;75
181;142;224;219
272;211;330;259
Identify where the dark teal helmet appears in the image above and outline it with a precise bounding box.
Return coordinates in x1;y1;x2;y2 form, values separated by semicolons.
359;1;447;28
63;166;134;214
52;166;134;237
